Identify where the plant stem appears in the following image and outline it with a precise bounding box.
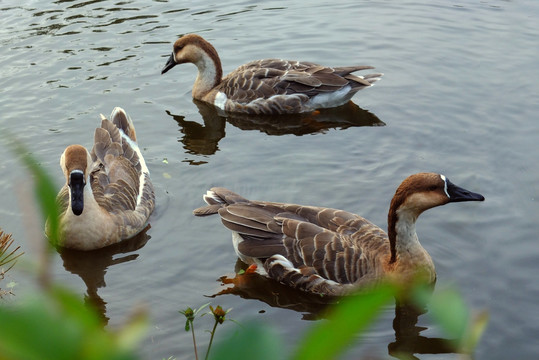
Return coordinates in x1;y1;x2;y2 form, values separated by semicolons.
205;321;219;360
190;320;199;360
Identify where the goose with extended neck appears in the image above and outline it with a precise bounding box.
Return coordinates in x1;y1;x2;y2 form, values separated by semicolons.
193;173;484;295
161;34;382;115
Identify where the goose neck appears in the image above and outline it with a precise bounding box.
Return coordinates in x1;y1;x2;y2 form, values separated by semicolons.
388;206;421;263
193;46;223;98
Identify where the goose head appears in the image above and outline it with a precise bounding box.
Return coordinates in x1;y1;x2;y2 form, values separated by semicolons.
387;173;484;263
60;145;93;216
161;34;221;74
390;173;484;218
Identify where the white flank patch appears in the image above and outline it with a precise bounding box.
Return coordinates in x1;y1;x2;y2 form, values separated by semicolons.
271;254;295;269
309;85;352;108
204;190;221;204
214;91;227;110
231;232;266;274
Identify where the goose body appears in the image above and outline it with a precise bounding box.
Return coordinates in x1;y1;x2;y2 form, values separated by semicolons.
53;107;155;250
193;173;484;295
161;34;382;115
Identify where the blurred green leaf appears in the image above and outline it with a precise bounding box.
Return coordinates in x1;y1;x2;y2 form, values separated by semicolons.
413;284;488;353
209;322;282;360
7;138;60;247
431;288;469;340
415;286;468;342
293;282;397;360
465;310;489;352
115;307;149;352
0;286;140;360
0;292;81;360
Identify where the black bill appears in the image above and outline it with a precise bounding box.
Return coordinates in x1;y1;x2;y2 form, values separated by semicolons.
69;171;85;216
161;53;177;74
446;179;485;203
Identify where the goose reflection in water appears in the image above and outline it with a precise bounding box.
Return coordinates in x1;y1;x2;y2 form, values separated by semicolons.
210;260;461;359
58;225;151;325
209;259;337;321
166;99;384;162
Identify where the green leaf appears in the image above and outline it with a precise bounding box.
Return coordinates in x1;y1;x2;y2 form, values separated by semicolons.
293;282;397;360
413;284;489;352
0;294;81;360
0;287;140;360
424;287;469;341
194;302;211;316
464;310;489;352
115;308;148;351
7;137;61;247
209;322;282;360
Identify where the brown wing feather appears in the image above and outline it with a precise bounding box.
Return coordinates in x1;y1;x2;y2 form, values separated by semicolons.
89;119;143;214
219;59;379;104
194;187;391;293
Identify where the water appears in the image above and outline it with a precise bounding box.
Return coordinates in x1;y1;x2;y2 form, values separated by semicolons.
1;0;538;359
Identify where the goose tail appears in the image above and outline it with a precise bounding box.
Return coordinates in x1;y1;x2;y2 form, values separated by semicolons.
193;187;249;216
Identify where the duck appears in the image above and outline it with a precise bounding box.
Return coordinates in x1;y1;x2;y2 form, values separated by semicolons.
193;173;484;296
52;107;155;250
161;34;382;115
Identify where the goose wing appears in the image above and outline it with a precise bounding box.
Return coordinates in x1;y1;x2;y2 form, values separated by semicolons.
219;59;379;102
90;119;141;214
195;188;389;294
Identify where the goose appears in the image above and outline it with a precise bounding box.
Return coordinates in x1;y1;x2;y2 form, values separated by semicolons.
193;173;484;296
52;107;155;250
161;34;382;115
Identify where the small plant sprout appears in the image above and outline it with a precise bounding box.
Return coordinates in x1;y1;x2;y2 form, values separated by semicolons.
209;305;228;325
179;303;210;360
205;305;232;360
179;303;233;360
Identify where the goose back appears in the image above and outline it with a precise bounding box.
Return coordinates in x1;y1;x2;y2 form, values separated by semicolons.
55;108;154;250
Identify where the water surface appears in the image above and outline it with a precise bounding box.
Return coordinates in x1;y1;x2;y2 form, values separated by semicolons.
0;0;538;359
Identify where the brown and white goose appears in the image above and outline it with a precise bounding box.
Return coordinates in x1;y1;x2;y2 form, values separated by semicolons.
53;107;155;250
193;173;484;296
161;34;382;115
